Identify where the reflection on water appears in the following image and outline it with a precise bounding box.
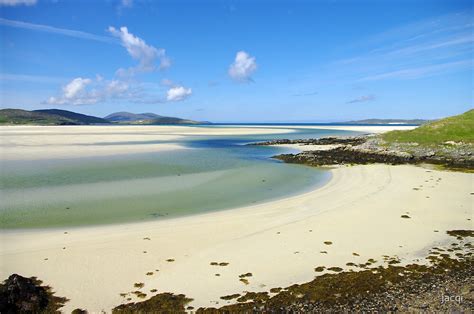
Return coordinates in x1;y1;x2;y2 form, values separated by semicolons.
0;127;359;229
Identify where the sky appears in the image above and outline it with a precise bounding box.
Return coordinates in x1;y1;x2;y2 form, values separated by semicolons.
0;0;472;122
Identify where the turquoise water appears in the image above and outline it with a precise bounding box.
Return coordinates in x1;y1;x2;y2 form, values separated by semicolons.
0;127;359;229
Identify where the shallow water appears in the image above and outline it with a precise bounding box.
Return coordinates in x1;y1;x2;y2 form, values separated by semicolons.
0;127;359;229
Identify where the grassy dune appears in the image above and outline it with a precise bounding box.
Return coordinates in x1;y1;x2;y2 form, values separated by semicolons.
382;109;474;145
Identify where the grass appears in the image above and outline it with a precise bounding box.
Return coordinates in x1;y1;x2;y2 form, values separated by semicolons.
381;109;474;145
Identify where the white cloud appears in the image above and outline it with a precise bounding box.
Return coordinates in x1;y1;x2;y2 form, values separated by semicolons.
63;77;91;99
46;77;133;105
108;26;170;76
228;51;257;82
347;95;376;104
0;18;116;44
46;76;193;105
166;86;192;102
0;0;36;6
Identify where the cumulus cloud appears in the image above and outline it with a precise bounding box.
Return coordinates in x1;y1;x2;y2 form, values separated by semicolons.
0;0;36;6
46;77;133;105
108;26;170;76
347;95;376;104
166;86;192;102
228;51;257;82
63;77;91;99
44;26;194;105
47;76;192;105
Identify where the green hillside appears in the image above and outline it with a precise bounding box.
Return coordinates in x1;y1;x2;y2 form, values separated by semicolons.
0;109;110;125
0;109;75;125
382;109;474;145
34;109;109;124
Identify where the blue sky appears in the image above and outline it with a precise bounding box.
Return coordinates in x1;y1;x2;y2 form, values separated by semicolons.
0;0;472;122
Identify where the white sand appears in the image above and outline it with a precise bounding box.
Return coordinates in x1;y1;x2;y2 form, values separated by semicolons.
0;124;411;160
0;164;471;312
0;125;296;160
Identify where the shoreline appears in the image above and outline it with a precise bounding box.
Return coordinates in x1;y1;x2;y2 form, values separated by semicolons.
1;163;471;312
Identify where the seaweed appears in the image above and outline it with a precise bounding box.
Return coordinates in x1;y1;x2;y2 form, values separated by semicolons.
220;293;240;301
0;274;69;313
238;273;253;278
239;278;249;285
447;230;474;238
113;293;193;313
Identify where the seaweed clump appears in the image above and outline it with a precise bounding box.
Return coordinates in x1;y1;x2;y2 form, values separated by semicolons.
112;292;193;314
0;274;69;313
447;230;474;239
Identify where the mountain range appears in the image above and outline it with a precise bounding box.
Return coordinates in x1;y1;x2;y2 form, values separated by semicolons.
0;109;207;125
0;108;431;126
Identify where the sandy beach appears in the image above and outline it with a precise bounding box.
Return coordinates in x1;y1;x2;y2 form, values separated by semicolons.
0;125;297;160
0;124;416;160
1;163;471;312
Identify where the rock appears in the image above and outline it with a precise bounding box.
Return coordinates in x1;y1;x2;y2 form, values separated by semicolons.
272;136;474;170
249;136;368;146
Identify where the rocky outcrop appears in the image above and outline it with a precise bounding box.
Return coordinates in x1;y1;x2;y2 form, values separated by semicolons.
249;136;367;146
275;146;416;166
275;146;473;169
263;136;474;170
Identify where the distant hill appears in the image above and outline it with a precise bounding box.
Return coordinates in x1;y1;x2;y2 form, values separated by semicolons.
342;118;430;125
104;111;208;125
0;108;208;125
34;109;109;124
0;108;109;125
382;109;474;145
104;112;162;122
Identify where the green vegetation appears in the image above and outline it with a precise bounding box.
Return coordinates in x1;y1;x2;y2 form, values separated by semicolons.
0;108;109;125
382;109;474;145
0;109;75;125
